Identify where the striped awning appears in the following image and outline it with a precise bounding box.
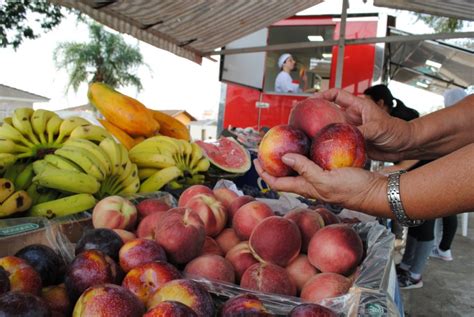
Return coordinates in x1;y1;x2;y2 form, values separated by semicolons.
50;0;324;64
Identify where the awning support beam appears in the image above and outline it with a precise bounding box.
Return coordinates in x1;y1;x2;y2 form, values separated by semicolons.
335;0;349;88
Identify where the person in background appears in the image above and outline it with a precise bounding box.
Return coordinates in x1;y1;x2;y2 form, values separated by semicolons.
430;87;468;262
275;53;307;93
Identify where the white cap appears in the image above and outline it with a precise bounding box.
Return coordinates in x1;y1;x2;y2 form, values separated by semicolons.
278;53;291;68
443;88;467;107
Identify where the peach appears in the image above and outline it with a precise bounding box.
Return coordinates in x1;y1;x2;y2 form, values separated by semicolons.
249;216;301;267
147;279;215;317
312;207;341;225
184;254;235;283
199;236;224;256
300;272;352;303
185;194;227;236
136;211;167;239
219;294;271;316
225;242;259;283
178;184;214;207
310;123;366;170
228;195;255;225
240;262;296;297
64;249;122;301
288;97;346;139
119;238;167;272
284;208;324;252
136;198;170;219
0;292;51;317
213;188;238;210
232;201;274;240
72;284;144;317
41;283;71;317
144;301;198;317
122;262;181;305
258;124;309;177
307;224;363;276
92;195;137;230
154;207;206;264
215;228;240;254
113;229;137;243
289;303;337;317
285;255;319;293
0;256;42;295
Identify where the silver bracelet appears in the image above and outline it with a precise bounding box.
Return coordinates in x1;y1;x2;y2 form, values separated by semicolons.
387;170;424;227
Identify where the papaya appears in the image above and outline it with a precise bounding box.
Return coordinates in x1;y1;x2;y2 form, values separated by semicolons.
98;119;137;150
151;110;190;141
88;82;160;137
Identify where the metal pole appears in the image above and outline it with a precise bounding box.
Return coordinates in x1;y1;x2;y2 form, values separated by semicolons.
335;0;349;89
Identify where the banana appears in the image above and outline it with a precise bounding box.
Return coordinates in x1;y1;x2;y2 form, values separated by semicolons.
36;189;61;204
12;108;40;144
26;183;42;205
33;166;101;194
0;190;32;217
3;163;23;183
55;146;105;181
0;138;31;154
116;143;131;175
69;124;112;143
28;193;97;218
119;173;140;195
99;137;121;175
137;167;160;181
46;114;63;144
189;142;204;169
0;122;34;147
129;151;176;169
138;166;182;193
179;139;193;166
0;153;17;173
55;116;91;144
129;138;178;166
14;163;34;190
185;174;206;185
31;109;55;144
151;110;190;141
3;117;13;125
117;163;138;190
0;178;15;203
32;160;54;175
43;154;83;172
192;157;210;174
64;139;111;175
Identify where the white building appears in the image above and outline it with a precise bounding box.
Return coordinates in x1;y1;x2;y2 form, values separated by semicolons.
0;84;49;119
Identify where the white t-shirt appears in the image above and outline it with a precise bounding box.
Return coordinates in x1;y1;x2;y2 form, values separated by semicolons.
275;71;301;93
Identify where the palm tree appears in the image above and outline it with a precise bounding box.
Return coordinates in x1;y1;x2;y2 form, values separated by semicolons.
54;22;146;92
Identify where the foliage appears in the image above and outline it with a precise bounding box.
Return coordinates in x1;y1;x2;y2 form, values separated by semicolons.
54;23;146;92
0;0;63;49
415;14;468;33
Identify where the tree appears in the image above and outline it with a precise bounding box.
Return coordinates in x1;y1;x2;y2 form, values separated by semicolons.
415;14;468;33
54;22;146;92
0;0;63;49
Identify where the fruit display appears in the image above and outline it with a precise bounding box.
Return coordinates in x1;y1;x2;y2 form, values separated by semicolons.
0;177;32;217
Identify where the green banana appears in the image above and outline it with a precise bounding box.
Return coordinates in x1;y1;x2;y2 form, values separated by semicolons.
26;183;41;205
0;122;34;147
32;160;55;175
55;146;105;181
33;166;100;194
0;138;31;154
14;163;34;190
55;116;91;144
138;166;182;193
99;137;121;175
3;163;23;183
0;178;15;203
43;154;83;172
69;124;112;143
46;114;63;144
28;193;97;218
0;190;32;217
31;109;55;144
11;108;40;144
0;153;17;173
64;139;111;175
36;189;61;204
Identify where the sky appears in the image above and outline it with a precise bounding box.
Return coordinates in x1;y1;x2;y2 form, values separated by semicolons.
0;0;471;119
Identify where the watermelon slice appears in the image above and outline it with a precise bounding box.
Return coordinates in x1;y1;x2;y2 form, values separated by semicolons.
195;137;251;174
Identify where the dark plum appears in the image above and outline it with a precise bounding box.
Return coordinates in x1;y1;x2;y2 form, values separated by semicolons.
0;292;51;317
0;266;10;294
75;228;123;261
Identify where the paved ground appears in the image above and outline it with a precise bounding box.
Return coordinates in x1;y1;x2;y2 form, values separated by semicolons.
400;213;474;317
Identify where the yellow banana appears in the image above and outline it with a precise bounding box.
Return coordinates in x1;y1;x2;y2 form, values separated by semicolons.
130;137;180;166
0;153;17;174
190;142;203;169
46;114;63;144
129;151;176;169
137;167;160;181
64;139;111;175
0;138;31;154
0;178;15;203
99;137;121;175
119;173;140;195
33;166;100;194
69;124;112;143
117;163;138;189
55;116;91;144
31;109;55;144
43;154;82;172
138;166;182;193
55;146;105;181
14;163;34;190
0;190;32;217
192;157;210;174
12;108;40;144
0;122;34;148
28;193;97;218
3;117;12;125
179;139;193;166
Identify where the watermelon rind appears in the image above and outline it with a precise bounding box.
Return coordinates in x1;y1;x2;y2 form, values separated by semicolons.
196;137;251;174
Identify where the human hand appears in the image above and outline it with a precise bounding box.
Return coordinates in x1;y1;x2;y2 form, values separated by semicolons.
316;88;413;161
254;154;385;211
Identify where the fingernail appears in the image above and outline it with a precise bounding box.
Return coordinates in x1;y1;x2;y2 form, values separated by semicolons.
282;155;295;165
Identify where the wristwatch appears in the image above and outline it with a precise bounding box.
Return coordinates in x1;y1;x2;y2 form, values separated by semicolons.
387;170;424;227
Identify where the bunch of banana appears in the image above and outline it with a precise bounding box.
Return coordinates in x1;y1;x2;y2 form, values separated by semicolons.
0;178;32;218
129;135;209;193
